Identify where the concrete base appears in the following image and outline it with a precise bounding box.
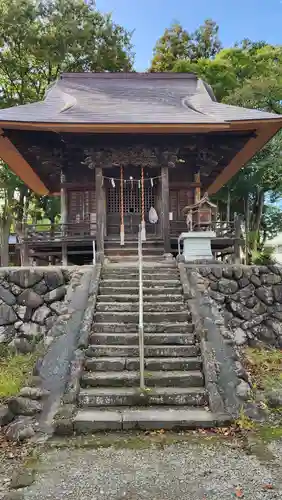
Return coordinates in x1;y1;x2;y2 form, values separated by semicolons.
179;232;215;262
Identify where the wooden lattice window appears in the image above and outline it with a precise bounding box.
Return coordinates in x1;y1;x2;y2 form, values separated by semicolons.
107;182;155;214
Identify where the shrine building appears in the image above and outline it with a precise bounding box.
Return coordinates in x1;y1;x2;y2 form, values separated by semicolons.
0;72;281;264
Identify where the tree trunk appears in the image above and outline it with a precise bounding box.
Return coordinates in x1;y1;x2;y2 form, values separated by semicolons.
0;217;11;267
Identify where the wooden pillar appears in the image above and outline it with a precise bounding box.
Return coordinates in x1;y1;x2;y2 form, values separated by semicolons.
60;171;68;266
96;166;105;262
161;165;170;253
234;214;241;265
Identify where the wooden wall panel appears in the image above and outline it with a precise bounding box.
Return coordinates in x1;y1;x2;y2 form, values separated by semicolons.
67;189;96;222
169;187;194;220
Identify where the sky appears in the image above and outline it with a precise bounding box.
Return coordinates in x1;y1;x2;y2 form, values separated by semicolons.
96;0;282;70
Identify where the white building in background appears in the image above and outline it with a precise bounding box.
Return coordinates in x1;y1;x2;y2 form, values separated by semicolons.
265;233;282;264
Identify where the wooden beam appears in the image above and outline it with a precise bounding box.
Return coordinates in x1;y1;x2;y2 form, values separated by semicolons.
0;122;231;133
161;166;170;253
208;123;281;195
0;135;48;195
95;166;105;262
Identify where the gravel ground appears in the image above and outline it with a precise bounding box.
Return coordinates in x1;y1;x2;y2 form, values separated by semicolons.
20;439;282;500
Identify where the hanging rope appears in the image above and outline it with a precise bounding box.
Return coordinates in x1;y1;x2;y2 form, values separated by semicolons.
141;167;146;241
103;174;160;182
120;166;125;246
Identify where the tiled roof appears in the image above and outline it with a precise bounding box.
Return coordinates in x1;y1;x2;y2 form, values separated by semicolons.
0;72;280;124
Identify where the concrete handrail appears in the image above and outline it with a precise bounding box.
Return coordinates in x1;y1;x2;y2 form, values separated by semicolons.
138;225;145;389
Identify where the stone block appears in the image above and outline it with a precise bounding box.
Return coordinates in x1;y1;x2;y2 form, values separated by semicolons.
236;380;251;400
229;301;253;320
261;273;281;285
0;284;16;306
5;416;35;441
17;289;43;309
44;270;64;290
0;404;13;426
32;305;51;325
250;274;261;287
233;266;243;280
273;284;282;303
13;305;32;322
233;327;247;346
8;397;42;416
238;277;250;289
33;280;48;295
222;266;233;279
9;269;43;288
255;287;274;305
0;304;17;326
44;285;66;304
252;325;277;345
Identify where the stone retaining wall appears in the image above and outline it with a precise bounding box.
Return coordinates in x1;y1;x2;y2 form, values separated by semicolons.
0;267;73;353
193;264;282;347
0;266;98;442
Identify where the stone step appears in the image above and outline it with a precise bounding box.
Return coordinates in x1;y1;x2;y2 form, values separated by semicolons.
94;311;189;324
81;370;204;388
99;286;183;295
89;333;196;346
106;256;169;263
92;322;194;333
102;271;178;278
95;303;186;313
78;386;207;407
101;279;181;287
102;267;177;274
97;294;183;303
73;408;228;433
85;344;199;358
85;356;202;372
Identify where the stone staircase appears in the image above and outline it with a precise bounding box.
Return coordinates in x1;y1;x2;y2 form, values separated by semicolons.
73;263;222;432
104;238;164;262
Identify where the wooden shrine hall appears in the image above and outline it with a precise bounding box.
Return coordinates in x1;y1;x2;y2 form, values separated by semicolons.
0;72;282;264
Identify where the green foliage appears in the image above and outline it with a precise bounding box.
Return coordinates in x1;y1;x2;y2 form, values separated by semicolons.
250;246;275;266
244;347;282;392
236;408;256;431
150;19;221;72
0;0;134;264
0;0;133;107
0;346;37;398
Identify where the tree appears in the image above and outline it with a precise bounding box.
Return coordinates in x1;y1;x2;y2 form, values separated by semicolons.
0;164;23;266
150;19;221;72
172;42;282;254
0;0;133;265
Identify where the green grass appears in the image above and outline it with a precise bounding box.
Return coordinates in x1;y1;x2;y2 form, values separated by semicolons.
244;347;282;392
0;346;37;399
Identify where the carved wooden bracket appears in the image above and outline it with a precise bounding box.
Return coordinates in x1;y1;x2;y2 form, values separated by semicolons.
83;146;181;168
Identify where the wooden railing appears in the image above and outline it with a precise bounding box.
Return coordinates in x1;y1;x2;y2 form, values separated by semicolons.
22;223;97;243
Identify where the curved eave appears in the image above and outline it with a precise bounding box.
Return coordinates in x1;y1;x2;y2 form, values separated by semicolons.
0;134;49;195
208;120;282;194
0;121;231;133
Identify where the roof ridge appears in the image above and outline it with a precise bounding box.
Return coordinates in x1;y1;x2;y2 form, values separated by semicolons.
60;72;197;80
